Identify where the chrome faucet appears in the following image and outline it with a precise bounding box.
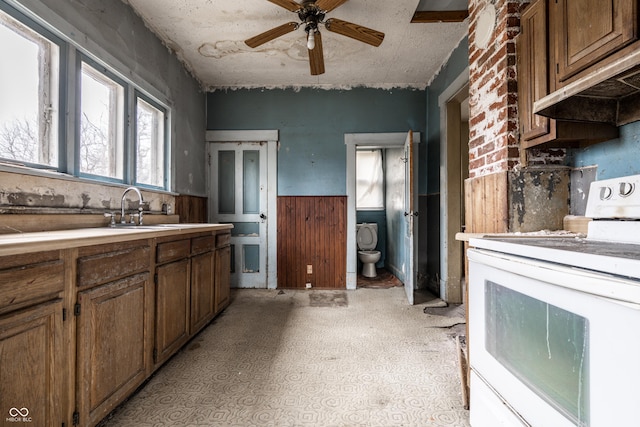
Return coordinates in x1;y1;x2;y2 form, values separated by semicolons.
121;187;144;225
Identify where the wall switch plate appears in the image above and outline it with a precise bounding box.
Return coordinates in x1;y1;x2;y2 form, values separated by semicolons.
306;283;312;289
307;265;313;274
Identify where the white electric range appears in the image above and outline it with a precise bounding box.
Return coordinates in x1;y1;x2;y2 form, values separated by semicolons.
467;174;640;427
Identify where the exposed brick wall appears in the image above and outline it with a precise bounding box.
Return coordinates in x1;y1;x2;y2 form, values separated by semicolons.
468;0;529;179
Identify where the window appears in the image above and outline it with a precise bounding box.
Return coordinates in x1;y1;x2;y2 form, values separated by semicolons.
356;149;384;209
80;61;125;179
0;8;60;168
0;4;170;190
135;95;166;188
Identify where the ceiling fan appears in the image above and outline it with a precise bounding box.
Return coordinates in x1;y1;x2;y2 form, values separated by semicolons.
245;0;385;76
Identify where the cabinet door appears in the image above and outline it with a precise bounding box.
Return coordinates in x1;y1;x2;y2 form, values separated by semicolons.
76;274;150;427
555;0;637;83
215;245;231;314
190;251;215;334
155;259;190;365
0;300;63;427
519;0;552;144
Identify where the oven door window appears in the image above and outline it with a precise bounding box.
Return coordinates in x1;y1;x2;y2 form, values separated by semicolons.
485;280;589;426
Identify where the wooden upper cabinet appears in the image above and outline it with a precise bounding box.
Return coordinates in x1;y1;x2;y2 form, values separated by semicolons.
519;0;551;145
518;0;621;148
555;0;637;84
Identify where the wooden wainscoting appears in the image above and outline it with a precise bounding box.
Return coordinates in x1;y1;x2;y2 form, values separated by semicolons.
175;195;207;223
277;196;347;289
464;171;509;235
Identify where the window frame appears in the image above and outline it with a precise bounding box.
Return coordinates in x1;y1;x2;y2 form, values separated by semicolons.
0;1;172;191
355;148;385;211
0;0;66;171
134;90;169;190
77;55;128;183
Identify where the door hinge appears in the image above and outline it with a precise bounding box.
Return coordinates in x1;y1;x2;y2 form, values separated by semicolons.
74;303;81;316
154;273;158;285
208;153;211;166
556;63;559;73
72;411;79;426
153;348;158;363
62;308;67;321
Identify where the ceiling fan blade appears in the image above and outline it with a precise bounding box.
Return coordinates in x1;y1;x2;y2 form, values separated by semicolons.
315;0;349;12
267;0;302;12
245;22;299;48
324;18;384;47
309;32;325;75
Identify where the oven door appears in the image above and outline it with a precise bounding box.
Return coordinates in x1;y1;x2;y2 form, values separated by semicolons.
468;248;640;427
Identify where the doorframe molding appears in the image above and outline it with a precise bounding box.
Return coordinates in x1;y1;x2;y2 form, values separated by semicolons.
206;130;279;289
438;68;469;303
344;132;420;291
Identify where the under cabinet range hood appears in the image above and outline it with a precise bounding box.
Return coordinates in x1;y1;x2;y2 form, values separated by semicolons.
534;48;640;127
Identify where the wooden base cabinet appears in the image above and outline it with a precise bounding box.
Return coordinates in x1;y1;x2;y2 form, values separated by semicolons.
0;300;63;427
0;251;65;427
154;258;190;366
75;241;152;427
76;273;151;427
190;250;215;333
215;243;231;313
0;226;231;427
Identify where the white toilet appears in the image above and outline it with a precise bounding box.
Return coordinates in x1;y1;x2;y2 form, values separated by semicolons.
357;223;381;278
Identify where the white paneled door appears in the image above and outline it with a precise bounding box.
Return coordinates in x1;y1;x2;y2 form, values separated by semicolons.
403;130;416;305
209;142;268;288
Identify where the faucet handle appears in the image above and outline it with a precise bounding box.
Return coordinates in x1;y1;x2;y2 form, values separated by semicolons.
104;212;117;227
129;213;140;224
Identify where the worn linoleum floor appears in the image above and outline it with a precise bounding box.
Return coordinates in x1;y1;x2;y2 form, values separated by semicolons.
101;288;469;427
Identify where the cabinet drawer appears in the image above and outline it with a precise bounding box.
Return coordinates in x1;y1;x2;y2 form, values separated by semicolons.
191;235;215;255
77;245;150;288
0;259;64;313
216;232;231;248
156;239;190;264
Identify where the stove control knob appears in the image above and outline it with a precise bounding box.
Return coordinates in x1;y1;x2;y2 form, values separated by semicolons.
599;186;613;200
619;182;635;197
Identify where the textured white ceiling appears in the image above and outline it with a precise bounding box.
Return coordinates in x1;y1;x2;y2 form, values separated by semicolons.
123;0;468;91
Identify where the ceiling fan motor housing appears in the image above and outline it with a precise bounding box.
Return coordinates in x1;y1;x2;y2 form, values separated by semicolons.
298;2;325;33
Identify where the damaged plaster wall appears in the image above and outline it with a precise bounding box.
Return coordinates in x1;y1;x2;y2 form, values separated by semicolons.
0;171;175;212
508;167;571;232
7;0;206;203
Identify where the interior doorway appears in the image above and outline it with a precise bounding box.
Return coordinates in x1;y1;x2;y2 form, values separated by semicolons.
345;132;420;304
439;69;469;303
206;130;278;289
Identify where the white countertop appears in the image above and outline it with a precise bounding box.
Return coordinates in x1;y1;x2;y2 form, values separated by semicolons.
0;223;233;256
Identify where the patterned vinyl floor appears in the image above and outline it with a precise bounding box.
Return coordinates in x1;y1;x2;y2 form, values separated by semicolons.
100;288;470;427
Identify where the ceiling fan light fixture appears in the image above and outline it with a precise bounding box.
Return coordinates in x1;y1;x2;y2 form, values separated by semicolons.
307;29;316;50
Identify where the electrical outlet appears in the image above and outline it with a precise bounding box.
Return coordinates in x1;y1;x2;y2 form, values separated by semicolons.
306;283;312;289
307;264;313;274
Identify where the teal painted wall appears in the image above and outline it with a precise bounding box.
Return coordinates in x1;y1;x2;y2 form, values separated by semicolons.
424;36;469;195
420;37;469;291
207;88;426;196
567;120;640;179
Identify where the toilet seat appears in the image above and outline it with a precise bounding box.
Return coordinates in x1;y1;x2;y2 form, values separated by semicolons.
357;225;377;250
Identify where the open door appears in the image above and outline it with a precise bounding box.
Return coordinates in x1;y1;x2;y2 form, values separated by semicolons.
404;130;416;305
